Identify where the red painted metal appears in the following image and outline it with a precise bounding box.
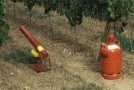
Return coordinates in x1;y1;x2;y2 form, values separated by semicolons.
107;34;115;43
19;26;39;49
101;34;122;80
19;26;51;73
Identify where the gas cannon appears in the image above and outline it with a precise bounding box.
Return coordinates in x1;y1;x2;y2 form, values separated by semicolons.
19;26;51;73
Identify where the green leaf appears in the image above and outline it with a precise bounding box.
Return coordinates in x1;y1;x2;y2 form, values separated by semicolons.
3;24;10;31
110;12;115;19
0;1;10;46
107;7;112;12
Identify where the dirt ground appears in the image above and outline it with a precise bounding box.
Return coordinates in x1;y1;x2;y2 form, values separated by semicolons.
0;2;134;90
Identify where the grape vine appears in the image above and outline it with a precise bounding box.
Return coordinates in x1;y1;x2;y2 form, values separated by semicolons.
10;0;134;28
0;0;10;46
9;0;134;52
10;0;17;20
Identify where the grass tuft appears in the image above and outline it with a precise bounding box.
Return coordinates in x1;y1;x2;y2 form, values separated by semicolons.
90;32;134;53
116;34;134;52
62;83;103;90
3;48;32;64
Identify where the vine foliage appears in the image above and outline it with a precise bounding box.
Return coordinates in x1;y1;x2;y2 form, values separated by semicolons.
11;0;134;27
0;0;10;46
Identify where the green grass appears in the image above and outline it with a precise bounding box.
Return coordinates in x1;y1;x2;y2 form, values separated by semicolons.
33;14;48;19
17;8;29;16
3;48;32;64
62;83;103;90
17;8;48;20
90;32;134;53
3;36;13;43
116;34;134;52
90;33;102;41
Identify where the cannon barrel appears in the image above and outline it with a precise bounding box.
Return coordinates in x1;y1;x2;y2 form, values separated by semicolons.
19;26;39;49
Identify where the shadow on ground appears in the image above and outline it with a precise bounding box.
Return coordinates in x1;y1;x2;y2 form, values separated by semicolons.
3;47;33;64
6;12;92;54
62;83;103;90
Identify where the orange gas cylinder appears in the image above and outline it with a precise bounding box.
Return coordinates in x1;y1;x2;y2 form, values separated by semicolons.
101;34;122;80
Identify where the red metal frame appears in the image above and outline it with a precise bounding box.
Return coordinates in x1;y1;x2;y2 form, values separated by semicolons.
19;26;51;73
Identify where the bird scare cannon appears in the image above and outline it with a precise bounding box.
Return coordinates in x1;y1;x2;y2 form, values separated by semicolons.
19;26;51;73
100;34;122;79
